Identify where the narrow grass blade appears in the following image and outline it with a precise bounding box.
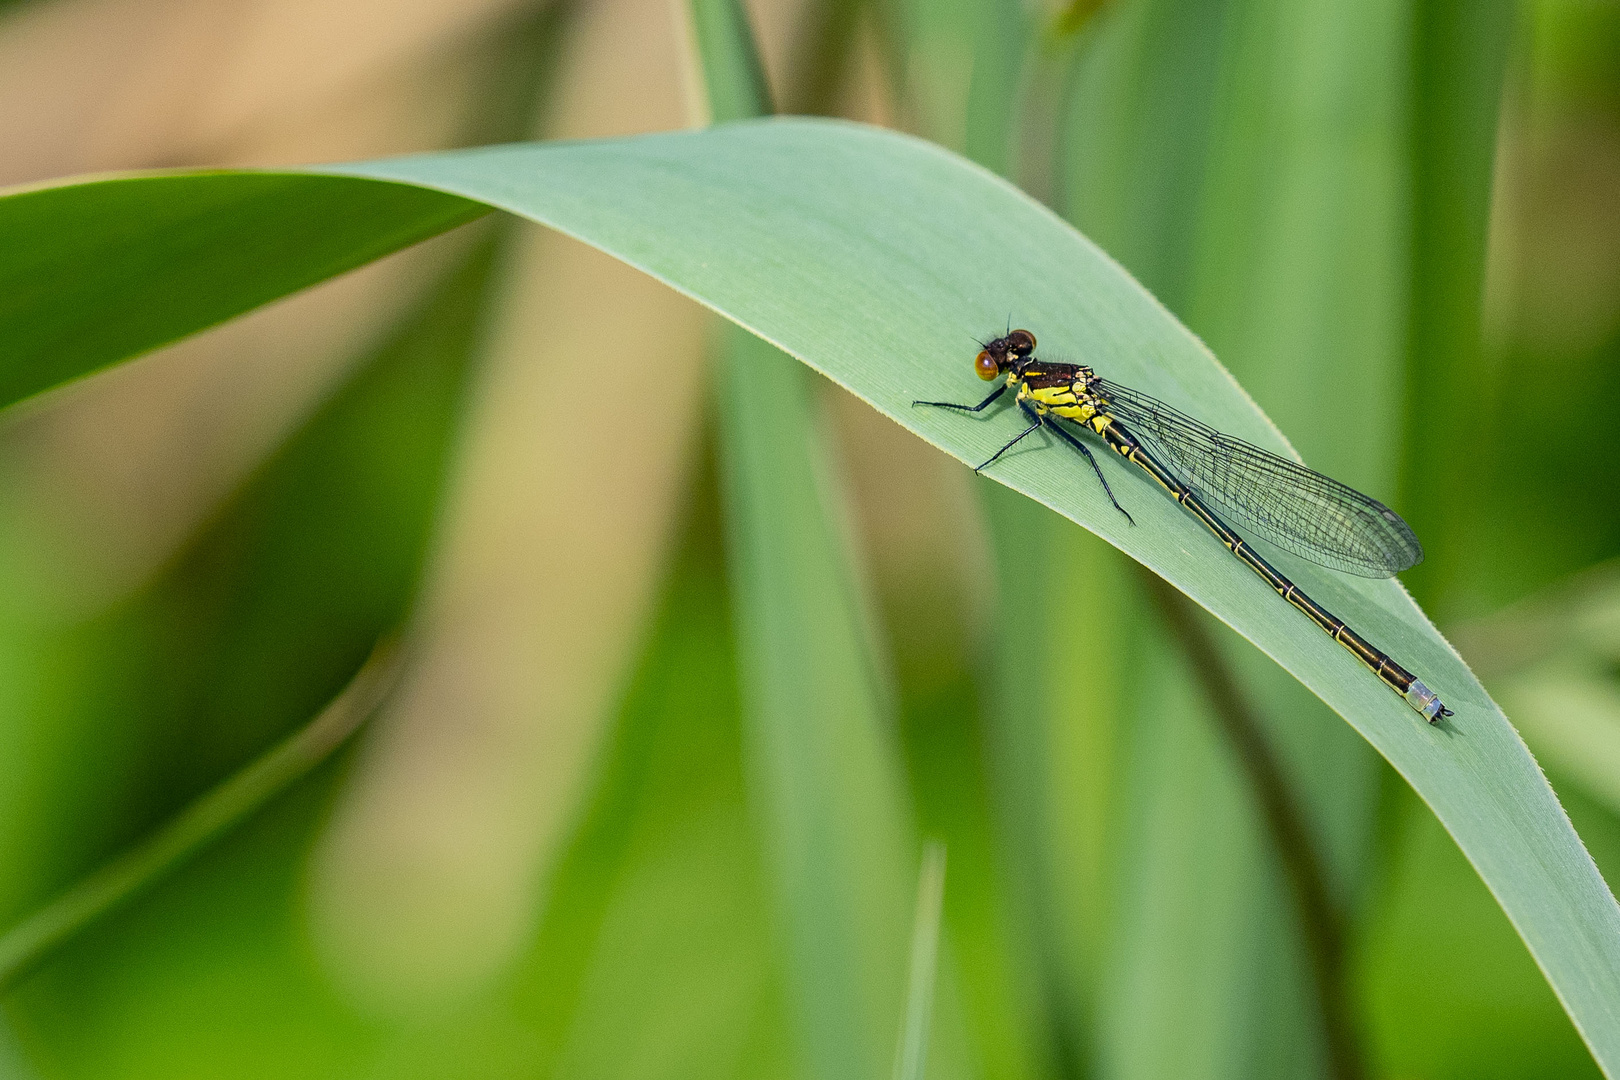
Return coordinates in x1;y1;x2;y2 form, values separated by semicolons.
684;0;772;121
0;640;399;991
893;841;947;1080
717;325;914;1080
1400;0;1520;610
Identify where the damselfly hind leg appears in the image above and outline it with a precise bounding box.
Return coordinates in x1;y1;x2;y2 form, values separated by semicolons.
1046;419;1135;526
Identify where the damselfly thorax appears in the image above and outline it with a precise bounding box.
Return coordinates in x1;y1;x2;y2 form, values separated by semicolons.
1008;363;1114;432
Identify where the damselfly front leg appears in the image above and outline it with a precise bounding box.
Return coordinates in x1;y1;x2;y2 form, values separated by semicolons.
912;385;1006;413
914;385;1042;471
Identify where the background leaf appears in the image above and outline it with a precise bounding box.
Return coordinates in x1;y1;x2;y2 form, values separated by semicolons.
0;227;497;1076
0;175;482;411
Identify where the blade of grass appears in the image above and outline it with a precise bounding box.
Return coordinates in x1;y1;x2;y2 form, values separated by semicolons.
977;480;1085;1075
893;841;947;1080
1400;0;1520;614
0;638;399;991
717;324;915;1080
685;0;774;121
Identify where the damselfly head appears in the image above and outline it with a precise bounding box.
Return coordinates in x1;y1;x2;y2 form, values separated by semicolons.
974;328;1037;380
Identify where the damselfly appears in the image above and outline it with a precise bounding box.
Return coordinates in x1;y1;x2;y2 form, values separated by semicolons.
915;329;1451;723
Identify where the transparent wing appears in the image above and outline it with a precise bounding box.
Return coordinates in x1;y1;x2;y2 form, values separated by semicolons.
1093;378;1422;577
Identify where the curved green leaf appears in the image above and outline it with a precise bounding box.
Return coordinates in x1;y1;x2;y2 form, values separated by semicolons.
0;173;482;410
4;117;1619;1072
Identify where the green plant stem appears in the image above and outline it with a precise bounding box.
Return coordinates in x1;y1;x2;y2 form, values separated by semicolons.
686;0;773;122
1400;0;1517;610
1137;568;1365;1080
893;841;947;1080
0;638;403;992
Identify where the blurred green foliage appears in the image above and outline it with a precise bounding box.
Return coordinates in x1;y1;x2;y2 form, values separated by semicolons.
2;227;499;1075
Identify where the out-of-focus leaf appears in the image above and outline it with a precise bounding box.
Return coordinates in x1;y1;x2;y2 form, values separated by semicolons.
894;841;947;1080
0;236;494;1076
8;760;384;1078
370;479;796;1080
1466;0;1620;611
0;643;400;991
717;326;915;1080
1399;0;1519;614
685;0;773;122
0;174;482;412
1096;615;1292;1080
1453;563;1620;822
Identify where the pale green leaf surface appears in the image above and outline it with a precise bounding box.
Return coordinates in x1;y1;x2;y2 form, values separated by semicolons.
3;116;1618;1069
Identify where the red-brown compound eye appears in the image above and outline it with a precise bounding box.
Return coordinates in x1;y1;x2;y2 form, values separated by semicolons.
975;350;999;380
1007;329;1036;356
